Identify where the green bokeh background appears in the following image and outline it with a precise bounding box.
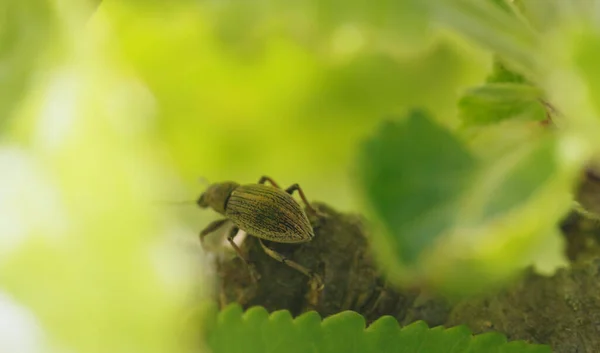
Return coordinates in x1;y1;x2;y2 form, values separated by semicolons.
6;0;600;352
96;0;490;211
0;1;490;351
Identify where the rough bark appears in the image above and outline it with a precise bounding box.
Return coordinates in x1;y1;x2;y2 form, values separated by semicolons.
215;202;450;326
213;202;600;353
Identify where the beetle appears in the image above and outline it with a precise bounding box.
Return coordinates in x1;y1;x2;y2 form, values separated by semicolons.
197;176;324;289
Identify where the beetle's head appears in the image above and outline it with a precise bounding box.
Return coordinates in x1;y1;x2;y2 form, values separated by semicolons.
197;181;240;214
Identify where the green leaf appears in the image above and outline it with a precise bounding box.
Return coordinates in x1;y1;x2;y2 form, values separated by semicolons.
476;136;557;221
487;0;512;13
357;110;477;265
427;0;541;78
573;31;600;119
486;58;529;84
513;0;560;32
357;111;572;294
0;0;52;130
199;0;429;57
308;0;429;49
458;83;546;126
204;304;552;353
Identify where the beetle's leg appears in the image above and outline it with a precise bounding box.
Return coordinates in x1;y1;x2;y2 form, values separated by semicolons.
227;226;260;282
258;176;280;188
363;288;390;318
258;239;324;290
283;183;323;216
199;218;229;245
260;176;326;218
226;226;248;262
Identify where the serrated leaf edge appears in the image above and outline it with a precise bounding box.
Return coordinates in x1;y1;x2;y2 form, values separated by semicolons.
207;304;552;353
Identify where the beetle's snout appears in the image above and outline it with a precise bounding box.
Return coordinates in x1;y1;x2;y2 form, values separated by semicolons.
196;193;208;208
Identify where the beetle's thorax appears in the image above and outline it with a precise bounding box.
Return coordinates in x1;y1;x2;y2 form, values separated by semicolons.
197;181;240;215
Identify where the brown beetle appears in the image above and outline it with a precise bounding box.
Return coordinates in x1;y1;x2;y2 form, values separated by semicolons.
197;176;324;289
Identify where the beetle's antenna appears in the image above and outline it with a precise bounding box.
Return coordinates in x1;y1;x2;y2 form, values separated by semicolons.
198;176;210;186
163;200;198;205
155;176;208;206
155;200;198;207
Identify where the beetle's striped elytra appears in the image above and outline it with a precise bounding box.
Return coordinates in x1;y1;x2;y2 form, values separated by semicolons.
197;176;323;289
226;184;314;243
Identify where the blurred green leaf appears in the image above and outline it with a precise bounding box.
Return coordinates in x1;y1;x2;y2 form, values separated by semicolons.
458;83;546;126
99;0;489;211
201;0;430;54
0;1;203;353
486;58;529;84
573;32;600;119
357;110;477;265
204;304;552;353
426;126;573;294
310;0;429;49
358;110;573;294
513;0;560;32
428;0;540;77
305;41;486;127
0;1;52;129
477;137;556;220
488;0;512;13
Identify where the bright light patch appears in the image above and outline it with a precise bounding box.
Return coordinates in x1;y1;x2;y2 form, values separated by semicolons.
0;291;47;353
0;148;68;260
36;69;79;151
105;78;157;136
557;133;590;168
331;24;366;58
150;225;204;300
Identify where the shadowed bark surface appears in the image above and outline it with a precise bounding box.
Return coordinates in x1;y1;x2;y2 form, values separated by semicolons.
213;202;600;353
215;202;451;326
447;255;600;353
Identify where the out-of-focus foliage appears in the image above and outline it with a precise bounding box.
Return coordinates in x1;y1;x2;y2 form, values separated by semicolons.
485;59;528;84
0;0;491;350
358;111;476;266
203;304;552;353
94;0;490;212
432;0;600;160
458;83;546;127
357;110;572;294
6;0;600;350
458;58;544;127
426;0;541;77
355;0;600;294
1;1;205;353
0;1;52;130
